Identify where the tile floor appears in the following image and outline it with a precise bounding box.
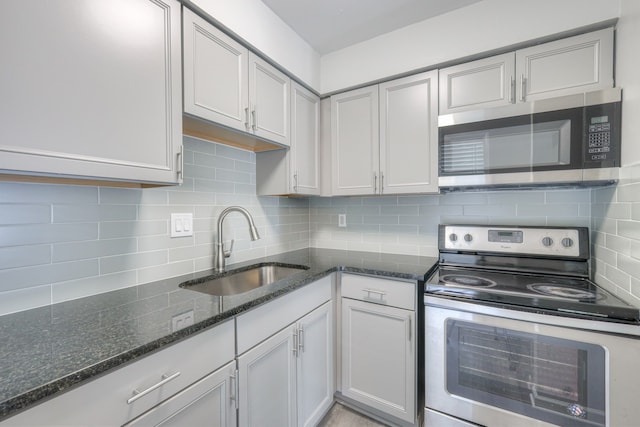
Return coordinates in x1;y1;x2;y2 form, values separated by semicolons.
318;403;387;426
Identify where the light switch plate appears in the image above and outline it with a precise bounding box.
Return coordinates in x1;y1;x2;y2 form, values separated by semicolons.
338;214;346;227
171;213;193;237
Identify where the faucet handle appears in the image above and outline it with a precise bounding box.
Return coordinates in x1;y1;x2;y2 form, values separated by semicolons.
223;239;234;258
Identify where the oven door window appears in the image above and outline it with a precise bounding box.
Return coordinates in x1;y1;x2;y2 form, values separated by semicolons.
439;107;583;175
446;320;605;427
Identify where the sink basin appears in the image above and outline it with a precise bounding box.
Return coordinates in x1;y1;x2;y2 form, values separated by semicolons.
180;263;309;296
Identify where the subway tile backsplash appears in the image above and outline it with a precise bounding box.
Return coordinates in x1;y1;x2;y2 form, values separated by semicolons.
310;189;592;256
0;137;309;315
592;164;640;307
1;136;639;314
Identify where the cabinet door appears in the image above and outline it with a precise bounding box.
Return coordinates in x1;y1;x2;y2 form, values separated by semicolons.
516;27;614;102
125;361;237;427
291;82;321;195
297;302;334;427
183;8;249;133
439;52;516;114
341;298;415;424
255;82;320;196
0;0;182;185
331;86;379;195
249;53;291;146
379;71;439;195
238;326;297;427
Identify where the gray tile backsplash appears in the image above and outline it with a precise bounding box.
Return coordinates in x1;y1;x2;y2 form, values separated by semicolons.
592;164;640;307
1;136;639;314
310;189;592;256
0;137;309;315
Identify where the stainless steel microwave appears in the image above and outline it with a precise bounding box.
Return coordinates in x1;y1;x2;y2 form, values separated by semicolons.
438;88;621;190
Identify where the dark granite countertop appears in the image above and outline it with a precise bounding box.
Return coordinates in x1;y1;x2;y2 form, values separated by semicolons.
0;248;437;420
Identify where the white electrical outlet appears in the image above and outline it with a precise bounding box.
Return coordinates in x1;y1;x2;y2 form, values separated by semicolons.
171;213;193;237
171;310;194;332
338;214;346;227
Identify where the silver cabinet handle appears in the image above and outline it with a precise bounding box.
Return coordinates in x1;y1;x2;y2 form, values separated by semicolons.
298;325;304;353
252;108;257;131
520;74;526;102
230;369;239;409
293;172;298;193
373;172;378;193
407;317;412;342
510;76;516;104
244;107;250;130
176;145;184;181
364;288;386;301
292;327;298;357
127;372;181;404
380;172;384;194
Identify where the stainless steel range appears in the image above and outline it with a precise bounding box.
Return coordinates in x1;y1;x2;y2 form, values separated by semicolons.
424;225;640;427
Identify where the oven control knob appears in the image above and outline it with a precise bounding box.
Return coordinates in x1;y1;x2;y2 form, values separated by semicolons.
449;233;458;243
561;237;574;248
542;236;554;247
464;233;473;243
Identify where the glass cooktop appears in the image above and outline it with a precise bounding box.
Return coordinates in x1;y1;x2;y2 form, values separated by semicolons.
426;266;640;323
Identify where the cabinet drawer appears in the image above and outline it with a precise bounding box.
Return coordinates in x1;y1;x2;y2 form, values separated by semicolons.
341;273;415;310
4;320;235;426
236;275;333;355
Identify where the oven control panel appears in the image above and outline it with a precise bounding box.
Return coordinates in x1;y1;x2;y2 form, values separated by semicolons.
441;225;584;258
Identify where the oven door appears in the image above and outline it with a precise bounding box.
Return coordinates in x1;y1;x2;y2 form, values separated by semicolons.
425;296;640;427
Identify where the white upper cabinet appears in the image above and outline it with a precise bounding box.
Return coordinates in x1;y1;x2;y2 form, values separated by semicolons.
379;71;438;195
183;7;249;133
290;83;321;195
0;0;183;186
331;86;380;196
183;9;290;148
439;53;516;114
516;27;614;102
331;71;438;196
256;82;320;196
249;53;291;146
439;27;614;114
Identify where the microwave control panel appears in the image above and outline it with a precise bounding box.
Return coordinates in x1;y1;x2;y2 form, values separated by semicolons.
584;102;620;167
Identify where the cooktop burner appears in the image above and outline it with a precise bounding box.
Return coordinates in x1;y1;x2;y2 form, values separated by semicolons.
440;274;496;288
527;283;601;300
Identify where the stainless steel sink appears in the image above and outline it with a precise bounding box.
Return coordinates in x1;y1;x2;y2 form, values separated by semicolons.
180;263;308;296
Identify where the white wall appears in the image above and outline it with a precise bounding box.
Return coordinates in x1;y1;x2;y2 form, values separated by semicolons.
320;0;621;94
189;0;321;92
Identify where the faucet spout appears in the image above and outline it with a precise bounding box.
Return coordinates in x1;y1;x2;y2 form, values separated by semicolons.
215;206;260;272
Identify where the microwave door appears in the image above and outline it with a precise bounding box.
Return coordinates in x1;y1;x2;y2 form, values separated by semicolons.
439;107;584;187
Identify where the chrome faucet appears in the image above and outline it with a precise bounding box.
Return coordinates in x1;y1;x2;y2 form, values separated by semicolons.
214;206;260;272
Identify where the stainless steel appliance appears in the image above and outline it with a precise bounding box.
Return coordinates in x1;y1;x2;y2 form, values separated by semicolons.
424;224;640;427
438;88;621;190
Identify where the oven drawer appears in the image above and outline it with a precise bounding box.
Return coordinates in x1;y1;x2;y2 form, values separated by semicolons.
341;273;415;310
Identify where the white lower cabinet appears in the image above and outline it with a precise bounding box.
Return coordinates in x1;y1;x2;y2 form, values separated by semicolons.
238;321;298;427
125;361;237;427
340;274;417;425
238;301;334;427
2;320;235;426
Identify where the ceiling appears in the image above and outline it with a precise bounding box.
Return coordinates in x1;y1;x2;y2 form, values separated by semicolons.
261;0;484;54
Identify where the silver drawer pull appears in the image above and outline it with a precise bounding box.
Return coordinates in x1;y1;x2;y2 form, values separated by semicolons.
127;372;181;404
364;288;386;298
